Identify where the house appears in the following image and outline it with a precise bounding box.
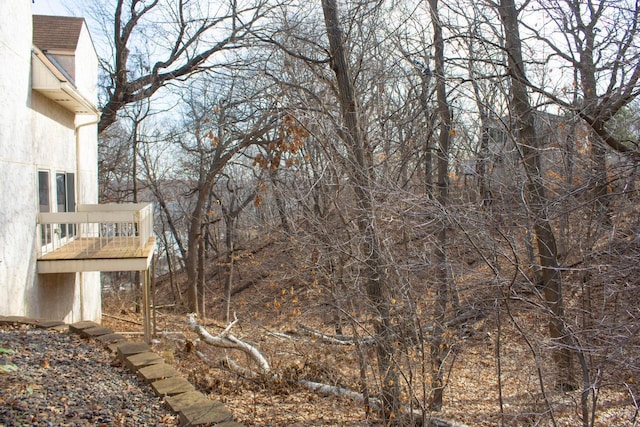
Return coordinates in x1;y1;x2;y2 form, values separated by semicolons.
0;3;154;333
461;111;593;205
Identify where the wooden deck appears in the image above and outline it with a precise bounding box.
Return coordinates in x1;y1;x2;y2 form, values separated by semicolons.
37;237;156;273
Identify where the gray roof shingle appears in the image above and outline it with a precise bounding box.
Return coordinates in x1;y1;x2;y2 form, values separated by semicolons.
32;15;84;51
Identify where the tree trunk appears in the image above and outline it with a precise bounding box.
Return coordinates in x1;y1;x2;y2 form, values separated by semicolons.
590;136;610;223
186;168;211;314
186;206;203;314
320;0;400;420
497;0;575;390
428;0;453;411
160;219;181;306
270;171;291;233
151;184;188;265
574;3;611;225
224;215;235;322
417;61;435;197
197;231;206;319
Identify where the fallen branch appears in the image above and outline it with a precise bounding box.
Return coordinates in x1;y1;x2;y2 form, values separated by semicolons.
298;379;371;403
153;304;176;310
296;324;358;345
444;307;486;328
102;313;142;325
187;315;468;427
295;324;437;347
295;380;468;427
265;330;299;341
187;313;270;374
231;272;271;297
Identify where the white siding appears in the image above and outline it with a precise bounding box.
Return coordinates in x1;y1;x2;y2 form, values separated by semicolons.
74;24;98;104
0;0;35;317
0;4;101;322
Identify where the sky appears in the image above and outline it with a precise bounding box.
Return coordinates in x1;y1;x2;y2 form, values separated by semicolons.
31;0;79;17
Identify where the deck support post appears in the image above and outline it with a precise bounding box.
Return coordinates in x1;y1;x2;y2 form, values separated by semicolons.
142;267;152;344
151;254;157;337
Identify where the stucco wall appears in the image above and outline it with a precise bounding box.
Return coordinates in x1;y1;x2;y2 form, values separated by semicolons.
74;24;98;104
73;21;101;323
29;92;96;324
0;3;101;322
0;1;36;318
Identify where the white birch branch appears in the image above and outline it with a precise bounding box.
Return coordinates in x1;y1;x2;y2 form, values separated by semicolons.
187;314;468;427
187;313;271;374
296;324;357;345
298;379;372;403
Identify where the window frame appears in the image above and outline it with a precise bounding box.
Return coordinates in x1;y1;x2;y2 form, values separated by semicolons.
56;172;76;239
37;169;77;250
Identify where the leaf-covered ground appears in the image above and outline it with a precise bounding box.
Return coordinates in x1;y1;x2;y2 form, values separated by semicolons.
102;234;639;426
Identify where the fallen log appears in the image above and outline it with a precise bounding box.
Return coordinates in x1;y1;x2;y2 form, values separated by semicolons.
187;314;469;427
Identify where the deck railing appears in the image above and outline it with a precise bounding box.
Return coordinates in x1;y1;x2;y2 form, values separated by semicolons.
37;203;153;258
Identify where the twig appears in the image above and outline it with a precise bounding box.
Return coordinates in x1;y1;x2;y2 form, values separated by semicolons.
102;313;142;325
153;304;176;309
296;324;382;345
113;331;186;335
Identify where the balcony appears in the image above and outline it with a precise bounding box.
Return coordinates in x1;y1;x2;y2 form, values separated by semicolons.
37;203;155;274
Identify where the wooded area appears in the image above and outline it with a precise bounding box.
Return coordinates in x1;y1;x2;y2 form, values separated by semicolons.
90;0;639;425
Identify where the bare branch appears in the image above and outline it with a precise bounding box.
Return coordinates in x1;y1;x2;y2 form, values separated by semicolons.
187;313;271;375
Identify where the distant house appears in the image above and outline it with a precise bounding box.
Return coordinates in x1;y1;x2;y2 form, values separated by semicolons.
461;111;593;205
0;3;154;331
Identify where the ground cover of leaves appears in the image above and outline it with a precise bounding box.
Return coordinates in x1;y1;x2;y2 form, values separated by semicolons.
102;285;638;427
103;217;640;426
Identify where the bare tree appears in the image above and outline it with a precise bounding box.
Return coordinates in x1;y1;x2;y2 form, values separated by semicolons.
493;0;575;390
521;0;640;157
90;0;640;423
91;0;270;133
320;0;400;420
213;172;261;322
517;0;640;227
98;121;135;203
170;79;276;315
426;0;456;411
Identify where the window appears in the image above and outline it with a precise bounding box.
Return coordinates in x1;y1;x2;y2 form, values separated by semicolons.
38;170;76;245
38;171;50;245
56;172;75;238
38;171;50;212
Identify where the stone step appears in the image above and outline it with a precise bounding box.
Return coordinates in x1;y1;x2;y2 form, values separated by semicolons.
178;401;233;426
68;320;101;333
0;316;30;325
79;326;113;338
151;377;195;397
137;363;179;383
0;316;43;326
164;391;209;412
116;341;151;360
125;351;164;371
95;333;128;346
35;320;67;330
